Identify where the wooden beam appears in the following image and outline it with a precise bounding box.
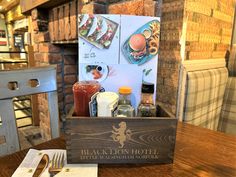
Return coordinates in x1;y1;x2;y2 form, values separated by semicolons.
5;5;25;23
20;0;70;14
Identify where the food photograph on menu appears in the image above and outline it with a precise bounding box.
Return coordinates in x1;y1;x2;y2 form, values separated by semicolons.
122;20;160;65
78;15;161;108
78;14;119;49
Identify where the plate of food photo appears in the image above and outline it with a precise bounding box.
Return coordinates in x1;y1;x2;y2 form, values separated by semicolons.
81;63;109;82
78;14;119;49
122;20;160;65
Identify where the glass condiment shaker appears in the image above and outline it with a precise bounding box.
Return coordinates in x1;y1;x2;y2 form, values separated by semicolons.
96;92;119;117
116;86;135;117
137;82;156;117
73;81;101;116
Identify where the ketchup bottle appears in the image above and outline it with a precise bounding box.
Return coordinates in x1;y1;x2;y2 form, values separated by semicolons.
73;81;101;116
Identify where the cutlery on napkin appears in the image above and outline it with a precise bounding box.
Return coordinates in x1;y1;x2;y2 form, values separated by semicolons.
32;154;49;177
12;149;98;177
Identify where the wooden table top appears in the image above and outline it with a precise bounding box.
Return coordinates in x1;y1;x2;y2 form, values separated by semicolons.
0;122;235;177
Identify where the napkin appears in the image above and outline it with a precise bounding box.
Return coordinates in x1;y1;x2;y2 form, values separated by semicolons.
12;149;98;177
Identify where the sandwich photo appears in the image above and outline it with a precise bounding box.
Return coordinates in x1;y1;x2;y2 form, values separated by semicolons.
78;14;119;49
79;14;95;37
128;34;147;60
87;16;102;42
78;14;89;28
98;23;115;48
96;19;108;41
78;14;84;25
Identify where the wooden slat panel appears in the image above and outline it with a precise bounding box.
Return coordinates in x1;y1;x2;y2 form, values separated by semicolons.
53;7;59;41
64;3;70;41
49;9;54;41
0;65;57;99
69;0;77;40
59;5;65;41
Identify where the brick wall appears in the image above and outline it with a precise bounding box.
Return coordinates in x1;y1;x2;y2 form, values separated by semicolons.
184;0;235;60
28;0;235;130
158;0;235;113
158;0;184;113
108;0;159;16
30;8;78;140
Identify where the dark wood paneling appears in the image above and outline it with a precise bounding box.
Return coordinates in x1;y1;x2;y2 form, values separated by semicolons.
66;104;177;164
49;0;78;42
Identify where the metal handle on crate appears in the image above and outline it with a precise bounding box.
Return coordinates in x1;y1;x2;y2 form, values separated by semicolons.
7;81;19;90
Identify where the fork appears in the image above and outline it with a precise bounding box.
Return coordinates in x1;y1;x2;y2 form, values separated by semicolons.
48;152;65;177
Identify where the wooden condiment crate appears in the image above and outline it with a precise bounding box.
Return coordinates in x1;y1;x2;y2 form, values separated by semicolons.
65;103;177;164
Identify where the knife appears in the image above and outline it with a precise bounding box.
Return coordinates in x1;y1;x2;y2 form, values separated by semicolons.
32;154;50;177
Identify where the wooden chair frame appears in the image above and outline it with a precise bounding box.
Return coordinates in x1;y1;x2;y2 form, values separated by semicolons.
0;65;59;156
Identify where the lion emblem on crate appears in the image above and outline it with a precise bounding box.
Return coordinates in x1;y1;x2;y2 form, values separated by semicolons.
111;121;132;148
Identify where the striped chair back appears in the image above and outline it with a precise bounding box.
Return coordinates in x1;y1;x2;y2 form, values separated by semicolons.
177;59;229;131
183;68;228;130
218;77;236;135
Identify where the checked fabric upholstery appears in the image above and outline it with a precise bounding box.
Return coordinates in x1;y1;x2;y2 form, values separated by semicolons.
183;67;228;131
218;77;236;135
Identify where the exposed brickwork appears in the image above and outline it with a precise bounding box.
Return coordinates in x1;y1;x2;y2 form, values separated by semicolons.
34;32;50;43
64;75;77;84
38;43;61;53
31;8;78;140
155;0;183;113
64;55;77;65
108;0;159;16
184;0;235;60
81;2;107;14
108;0;144;15
64;85;73;94
48;54;63;64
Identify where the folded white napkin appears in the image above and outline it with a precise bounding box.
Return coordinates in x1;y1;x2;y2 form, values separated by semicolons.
12;149;98;177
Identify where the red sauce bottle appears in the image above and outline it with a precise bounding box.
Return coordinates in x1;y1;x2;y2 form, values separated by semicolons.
73;81;101;116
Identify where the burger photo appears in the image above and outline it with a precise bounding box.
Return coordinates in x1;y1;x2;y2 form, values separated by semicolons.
128;33;147;60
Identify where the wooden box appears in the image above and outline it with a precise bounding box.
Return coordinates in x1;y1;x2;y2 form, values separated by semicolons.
65;103;177;164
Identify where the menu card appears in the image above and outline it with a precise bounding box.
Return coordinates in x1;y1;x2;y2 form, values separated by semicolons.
12;149;98;177
78;15;161;109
